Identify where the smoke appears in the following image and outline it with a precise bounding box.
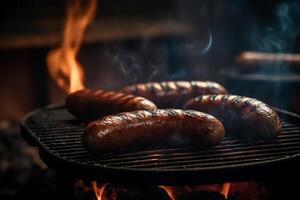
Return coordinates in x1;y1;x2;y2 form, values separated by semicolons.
169;68;187;80
106;35;214;84
117;55;143;82
147;69;160;82
107;42;170;84
247;1;300;109
250;1;300;60
200;30;213;55
183;29;213;56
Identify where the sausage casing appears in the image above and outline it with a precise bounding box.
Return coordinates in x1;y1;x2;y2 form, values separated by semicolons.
83;109;225;154
184;95;282;141
66;89;157;121
121;81;227;108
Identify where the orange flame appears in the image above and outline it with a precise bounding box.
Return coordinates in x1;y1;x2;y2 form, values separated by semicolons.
47;0;97;94
160;183;231;200
92;181;107;200
221;182;231;199
159;186;192;200
159;186;177;200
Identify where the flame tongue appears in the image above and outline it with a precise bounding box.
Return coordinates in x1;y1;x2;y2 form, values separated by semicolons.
47;0;97;94
92;181;107;200
160;184;231;200
221;182;231;199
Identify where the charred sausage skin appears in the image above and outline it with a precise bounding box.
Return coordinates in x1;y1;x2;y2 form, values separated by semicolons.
83;109;225;154
66;89;157;121
121;81;227;108
184;95;282;141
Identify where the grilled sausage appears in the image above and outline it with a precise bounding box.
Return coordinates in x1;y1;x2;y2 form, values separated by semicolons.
66;89;157;121
83;109;225;154
121;81;227;108
184;95;282;141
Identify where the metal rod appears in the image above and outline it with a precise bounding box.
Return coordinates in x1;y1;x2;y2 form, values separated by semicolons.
236;51;300;66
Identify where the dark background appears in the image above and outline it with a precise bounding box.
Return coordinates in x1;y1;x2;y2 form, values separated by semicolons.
0;0;299;118
0;1;300;199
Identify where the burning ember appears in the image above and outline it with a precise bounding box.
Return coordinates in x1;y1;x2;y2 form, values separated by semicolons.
92;181;108;200
47;0;97;94
220;183;231;199
159;183;231;200
88;181;270;200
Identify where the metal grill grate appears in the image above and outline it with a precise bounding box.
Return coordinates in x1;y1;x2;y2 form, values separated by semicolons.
21;104;300;184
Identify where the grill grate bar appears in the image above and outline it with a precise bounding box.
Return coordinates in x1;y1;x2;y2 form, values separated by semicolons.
281;127;300;131
62;138;300;163
159;155;291;170
39;129;300;153
30;125;81;130
33;129;299;147
37;134;82;140
29;123;297;136
106;150;298;169
30;125;297;135
100;146;300;168
30;122;297;135
22;106;300;175
281;123;295;127
280;130;300;134
35;129;83;135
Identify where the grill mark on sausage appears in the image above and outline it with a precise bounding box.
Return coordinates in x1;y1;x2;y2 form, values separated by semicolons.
190;81;199;92
174;81;184;92
112;95;131;111
83;109;225;154
195;95;203;102
167;109;180;117
131;86;139;95
121;81;227;108
168;82;177;91
146;83;156;95
66;89;157;121
220;95;229;111
92;90;104;95
125;98;141;109
184;95;282;141
174;81;180;91
209;95;218;102
184;110;198;118
153;83;163;94
119;95;139;108
134;110;150;122
100;91;116;99
108;93;127;102
160;82;171;91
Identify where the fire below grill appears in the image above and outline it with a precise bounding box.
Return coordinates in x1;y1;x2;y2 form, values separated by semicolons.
21;104;300;185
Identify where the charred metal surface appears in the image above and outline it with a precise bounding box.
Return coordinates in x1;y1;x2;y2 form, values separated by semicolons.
21;104;300;185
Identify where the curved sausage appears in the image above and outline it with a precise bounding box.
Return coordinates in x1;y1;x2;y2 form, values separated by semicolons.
121;81;227;108
66;89;157;121
83;109;225;154
184;95;282;141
